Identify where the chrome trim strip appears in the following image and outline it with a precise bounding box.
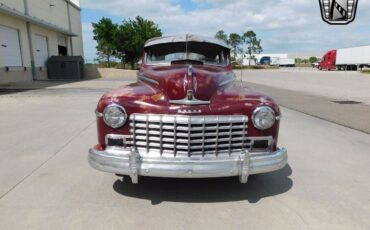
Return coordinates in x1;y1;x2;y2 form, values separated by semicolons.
138;74;159;85
219;74;236;87
219;78;235;87
95;110;103;117
169;98;211;105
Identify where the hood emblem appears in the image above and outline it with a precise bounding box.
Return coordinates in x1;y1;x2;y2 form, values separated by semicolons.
178;109;202;114
319;0;358;25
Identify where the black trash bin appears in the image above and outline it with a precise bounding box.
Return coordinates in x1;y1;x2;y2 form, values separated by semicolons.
47;56;84;80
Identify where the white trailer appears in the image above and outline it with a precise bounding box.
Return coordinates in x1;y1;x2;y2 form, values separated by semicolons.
270;57;295;67
278;58;295;67
336;45;370;70
255;53;288;63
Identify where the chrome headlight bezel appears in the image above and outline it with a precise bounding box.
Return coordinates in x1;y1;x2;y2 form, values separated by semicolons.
103;104;127;128
252;106;276;130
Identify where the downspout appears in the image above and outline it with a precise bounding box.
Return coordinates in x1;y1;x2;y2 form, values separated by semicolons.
24;0;36;80
66;0;74;55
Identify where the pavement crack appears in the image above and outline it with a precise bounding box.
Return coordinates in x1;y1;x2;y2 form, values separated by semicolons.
0;120;95;200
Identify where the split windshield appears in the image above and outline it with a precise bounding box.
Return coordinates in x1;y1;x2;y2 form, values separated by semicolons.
145;42;229;65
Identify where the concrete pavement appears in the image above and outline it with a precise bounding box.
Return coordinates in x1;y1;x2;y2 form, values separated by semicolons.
243;82;370;134
234;70;370;134
0;77;370;229
237;69;370;105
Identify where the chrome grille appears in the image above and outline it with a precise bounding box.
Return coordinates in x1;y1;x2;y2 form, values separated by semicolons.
130;114;250;158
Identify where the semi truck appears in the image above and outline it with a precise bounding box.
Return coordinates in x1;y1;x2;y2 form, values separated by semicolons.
319;45;370;71
259;56;295;67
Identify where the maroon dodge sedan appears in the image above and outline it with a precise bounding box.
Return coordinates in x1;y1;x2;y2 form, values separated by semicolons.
88;34;287;184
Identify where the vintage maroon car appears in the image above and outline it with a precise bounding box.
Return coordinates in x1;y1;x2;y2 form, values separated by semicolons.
88;34;287;184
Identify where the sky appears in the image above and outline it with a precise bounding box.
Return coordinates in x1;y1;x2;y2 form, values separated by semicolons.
79;0;370;61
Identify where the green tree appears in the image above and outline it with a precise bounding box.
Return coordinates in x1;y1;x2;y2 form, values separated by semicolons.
115;16;162;69
242;30;262;66
228;33;242;62
92;18;118;67
215;30;228;44
309;56;318;63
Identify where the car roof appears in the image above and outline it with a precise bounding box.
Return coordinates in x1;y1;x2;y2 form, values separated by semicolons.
144;34;230;50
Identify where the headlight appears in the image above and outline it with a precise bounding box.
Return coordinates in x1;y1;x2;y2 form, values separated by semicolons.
252;106;276;130
103;104;127;128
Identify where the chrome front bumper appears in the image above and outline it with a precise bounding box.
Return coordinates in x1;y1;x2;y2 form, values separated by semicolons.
88;147;287;184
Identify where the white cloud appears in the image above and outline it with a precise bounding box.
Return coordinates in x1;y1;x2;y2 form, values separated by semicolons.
80;0;370;59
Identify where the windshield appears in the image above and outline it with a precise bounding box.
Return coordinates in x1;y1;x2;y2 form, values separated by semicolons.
145;42;229;65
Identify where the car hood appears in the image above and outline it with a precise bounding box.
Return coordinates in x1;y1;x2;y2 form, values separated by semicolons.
140;64;234;101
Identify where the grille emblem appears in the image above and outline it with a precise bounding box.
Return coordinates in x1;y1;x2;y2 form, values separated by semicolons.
177;109;202;114
319;0;358;25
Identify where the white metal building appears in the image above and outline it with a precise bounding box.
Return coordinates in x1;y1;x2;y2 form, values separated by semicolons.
0;0;83;84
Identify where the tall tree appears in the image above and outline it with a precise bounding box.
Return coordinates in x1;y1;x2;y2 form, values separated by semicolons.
115;16;162;69
242;30;263;66
215;30;228;44
309;56;318;63
92;18;118;67
228;33;242;62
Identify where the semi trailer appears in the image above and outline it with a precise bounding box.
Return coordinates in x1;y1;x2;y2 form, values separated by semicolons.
319;45;370;71
259;56;295;67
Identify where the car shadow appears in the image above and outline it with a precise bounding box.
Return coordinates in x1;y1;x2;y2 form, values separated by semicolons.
113;164;293;205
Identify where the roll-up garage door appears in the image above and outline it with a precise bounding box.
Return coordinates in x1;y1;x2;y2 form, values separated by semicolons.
35;35;49;67
0;25;22;67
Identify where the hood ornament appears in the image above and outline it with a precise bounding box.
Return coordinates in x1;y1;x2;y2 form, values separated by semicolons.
188;65;193;76
187;90;194;100
170;89;210;105
169;65;210;105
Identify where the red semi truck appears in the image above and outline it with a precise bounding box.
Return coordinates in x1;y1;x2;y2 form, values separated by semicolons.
319;45;370;71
